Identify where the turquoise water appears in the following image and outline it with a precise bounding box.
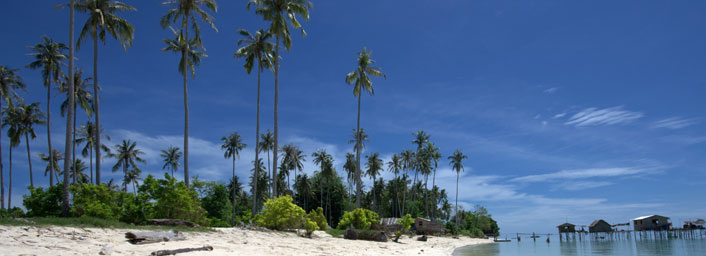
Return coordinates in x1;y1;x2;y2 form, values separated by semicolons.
454;239;706;256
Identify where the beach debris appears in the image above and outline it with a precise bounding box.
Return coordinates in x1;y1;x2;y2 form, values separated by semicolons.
125;230;186;245
148;219;199;227
373;231;389;242
150;245;213;256
13;218;36;225
417;235;427;242
99;245;113;255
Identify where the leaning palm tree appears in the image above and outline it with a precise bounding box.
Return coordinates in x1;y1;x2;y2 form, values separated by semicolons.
347;127;370;208
161;0;218;188
75;0;136;185
16;103;45;188
387;153;402;217
448;149;467;234
26;36;67;187
345;48;385;208
59;69;93;180
38;150;64;186
220;132;246;226
365;152;383;213
2;106;22;209
109;140;145;192
160;146;182;177
248;0;312;198
75;121;110;183
259;129;274;196
235;28;274;215
0;65;25;209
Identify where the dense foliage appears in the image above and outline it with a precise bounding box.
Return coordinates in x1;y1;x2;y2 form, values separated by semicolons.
307;207;327;230
256;195;306;230
446;205;500;236
336;208;379;230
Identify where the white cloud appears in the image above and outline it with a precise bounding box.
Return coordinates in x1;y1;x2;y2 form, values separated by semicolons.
554;181;614;191
565;106;643;127
510;167;651;183
651;117;699;129
543;87;559;94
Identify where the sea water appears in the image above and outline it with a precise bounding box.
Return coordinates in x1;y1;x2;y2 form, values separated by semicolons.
453;239;706;256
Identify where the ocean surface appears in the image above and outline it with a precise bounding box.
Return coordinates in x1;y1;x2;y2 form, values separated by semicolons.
453;238;706;256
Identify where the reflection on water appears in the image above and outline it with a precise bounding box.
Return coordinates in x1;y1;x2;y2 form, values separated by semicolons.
454;239;706;256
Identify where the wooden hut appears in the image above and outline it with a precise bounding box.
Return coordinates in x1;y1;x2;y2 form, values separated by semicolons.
557;223;576;233
632;215;670;231
589;219;612;233
413;218;444;234
380;218;402;232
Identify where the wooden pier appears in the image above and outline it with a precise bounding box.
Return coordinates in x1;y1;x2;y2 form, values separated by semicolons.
513;228;704;243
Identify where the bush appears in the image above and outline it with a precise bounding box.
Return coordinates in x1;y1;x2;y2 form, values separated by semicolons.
0;207;24;218
304;219;319;238
23;184;63;217
307;207;327;230
394;214;414;241
336;208;379;230
256;195;305;230
71;183;122;220
119;192;153;225
141;174;209;226
200;182;232;226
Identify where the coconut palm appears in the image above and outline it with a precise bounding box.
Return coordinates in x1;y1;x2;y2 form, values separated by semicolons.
75;121;110;183
75;0;135;185
410;130;429;207
311;149;331;209
38;150;64;185
259;130;274;196
26;36;68;187
161;0;218;189
248;0;312;198
220;132;246;226
109;140;145;192
365;152;383;213
343;152;355;211
448;149;467;234
0;65;25;209
345;48;385;208
387;153;402;216
160;146;182;177
59;69;93;183
14;103;45;188
428;143;441;219
321;158;335;225
70;159;89;184
280;144;304;192
294;173;311;210
347;127;369;208
235;28;273;215
400;149;413;215
123;168;141;195
2;106;23;209
63;0;77;217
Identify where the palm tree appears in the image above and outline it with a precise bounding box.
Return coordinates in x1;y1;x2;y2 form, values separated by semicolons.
59;69;93;183
75;121;110;183
63;0;77;217
0;65;25;209
26;36;67;187
248;0;312;199
2;106;22;209
38;150;64;185
75;0;136;185
428;144;441;219
410;130;429;207
345;48;385;208
387;153;402;217
220;132;246;226
70;159;89;184
322;158;335;225
448;149;467;234
311;149;331;210
109;140;145;192
250;158;268;212
280;144;304;192
259;130;274;196
365;152;383;212
347;128;369;208
160;146;182;177
400;149;413;215
343;152;355;211
294;173;311;210
15;103;45;188
123;168;141;195
235;28;274;215
161;0;218;189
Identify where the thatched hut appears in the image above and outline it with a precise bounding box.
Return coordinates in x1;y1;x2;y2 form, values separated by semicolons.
589;219;612;233
557;223;576;233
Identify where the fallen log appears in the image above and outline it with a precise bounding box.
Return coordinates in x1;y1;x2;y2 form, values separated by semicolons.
125;230;186;245
148;219;199;227
150;245;213;256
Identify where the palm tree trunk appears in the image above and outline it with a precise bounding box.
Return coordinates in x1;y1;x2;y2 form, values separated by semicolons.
432;169;436;220
61;0;75;217
455;171;459;234
72;103;77;184
89;144;93;184
231;155;236;226
123;163;128;192
252;66;262;217
424;174;429;218
0;101;4;210
394;172;399;217
402;172;407;216
132;181;136;196
46;79;54;187
183;18;190;188
327;178;331;226
272;35;280;198
24;131;33;188
93;25;102;185
8;147;12;209
266;149;271;198
355;94;362;209
319;175;323;208
372;175;376;212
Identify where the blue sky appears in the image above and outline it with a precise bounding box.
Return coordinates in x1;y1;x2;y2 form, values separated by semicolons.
2;0;706;234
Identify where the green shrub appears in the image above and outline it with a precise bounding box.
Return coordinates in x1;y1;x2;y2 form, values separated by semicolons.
119;192;153;225
255;195;305;230
141;174;209;226
71;183;122;220
304;219;319;237
23;184;63;217
394;214;414;241
336;208;379;230
307;207;327;230
199;182;232;226
0;207;24;218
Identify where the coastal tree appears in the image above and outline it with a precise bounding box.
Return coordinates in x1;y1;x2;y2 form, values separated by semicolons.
345;48;385;208
2;106;23;209
365;152;383;213
70;159;90;184
59;69;93;183
220;132;246;226
0;65;25;209
160;146;182;177
449;149;467;234
38;150;64;186
387;153;402;217
161;0;218;188
400;149;413;215
16;103;45;188
109;140;145;192
343;152;356;211
75;121;110;183
280;144;305;192
259;130;274;197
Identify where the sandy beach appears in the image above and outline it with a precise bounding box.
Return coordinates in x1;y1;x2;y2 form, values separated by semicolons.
0;225;491;255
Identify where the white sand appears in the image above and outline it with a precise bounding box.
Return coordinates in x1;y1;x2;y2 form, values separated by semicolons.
0;225;491;255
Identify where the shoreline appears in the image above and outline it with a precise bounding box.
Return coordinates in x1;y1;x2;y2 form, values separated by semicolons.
0;225;492;255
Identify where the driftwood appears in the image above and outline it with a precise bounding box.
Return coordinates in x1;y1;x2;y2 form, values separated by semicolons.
148;219;199;227
150;246;213;256
417;235;427;242
125;230;186;245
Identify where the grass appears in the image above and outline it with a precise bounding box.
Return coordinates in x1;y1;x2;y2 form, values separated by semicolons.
0;216;213;232
326;228;345;238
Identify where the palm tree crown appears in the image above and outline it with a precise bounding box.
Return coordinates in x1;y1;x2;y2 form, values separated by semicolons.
27;36;68;87
247;0;312;51
235;29;274;74
0;66;26;108
160;0;218;36
162;27;208;77
109;140;146;191
160;146;182;177
345;48;386;97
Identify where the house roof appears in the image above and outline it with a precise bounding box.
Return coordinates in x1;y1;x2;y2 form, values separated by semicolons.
415;218;431;222
589;219;610;227
632;215;669;221
557;223;575;227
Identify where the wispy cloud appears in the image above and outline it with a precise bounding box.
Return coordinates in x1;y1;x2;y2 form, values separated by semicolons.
554;181;614;191
565;106;643;127
651;117;699;129
543;87;559;94
510;167;652;183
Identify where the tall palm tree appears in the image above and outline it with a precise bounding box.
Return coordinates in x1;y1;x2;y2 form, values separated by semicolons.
387;153;402;217
259;130;274;196
26;36;67;187
428;143;441;219
161;0;218;189
400;149;413;215
0;65;25;209
38;150;64;185
59;69;93;183
343;152;355;211
75;121;110;183
280;144;304;192
410;130;429;207
2;106;22;209
448;149;467;234
75;0;136;185
160;146;182;177
235;28;274;215
347;127;369;208
248;0;312;198
109;140;145;192
365;152;383;212
220;132;246;225
311;149;331;209
250;158;268;212
321;158;334;225
16;103;45;188
345;48;385;208
63;0;77;217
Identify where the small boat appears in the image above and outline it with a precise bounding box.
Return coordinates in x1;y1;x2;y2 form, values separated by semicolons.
494;239;511;242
